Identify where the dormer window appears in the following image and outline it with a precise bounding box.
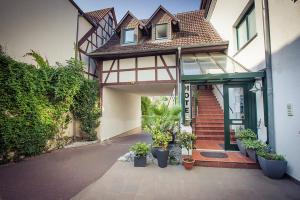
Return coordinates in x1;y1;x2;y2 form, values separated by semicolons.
123;28;135;44
155;23;168;40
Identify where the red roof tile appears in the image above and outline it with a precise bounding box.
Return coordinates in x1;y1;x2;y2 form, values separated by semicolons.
91;10;225;56
86;8;114;25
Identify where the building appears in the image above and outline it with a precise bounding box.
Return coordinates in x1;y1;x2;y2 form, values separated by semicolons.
0;0;116;78
89;2;299;181
1;0;299;182
0;0;117;136
200;0;300;181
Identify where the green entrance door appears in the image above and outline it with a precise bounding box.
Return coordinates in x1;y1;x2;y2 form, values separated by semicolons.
223;83;257;150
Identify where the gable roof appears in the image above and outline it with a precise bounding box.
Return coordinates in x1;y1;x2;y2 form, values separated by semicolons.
68;0;96;26
86;7;117;26
89;10;227;58
115;11;145;32
145;5;179;27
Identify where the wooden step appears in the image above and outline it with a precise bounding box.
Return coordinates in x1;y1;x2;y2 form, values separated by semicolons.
196;135;224;140
196;119;224;123
197;114;224;119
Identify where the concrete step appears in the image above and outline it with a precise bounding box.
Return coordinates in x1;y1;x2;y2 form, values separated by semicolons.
192;150;259;169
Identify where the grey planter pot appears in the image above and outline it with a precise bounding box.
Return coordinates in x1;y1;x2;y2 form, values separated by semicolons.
151;147;159;159
134;156;147;167
157;149;169;168
258;156;287;179
246;149;257;162
236;139;247;156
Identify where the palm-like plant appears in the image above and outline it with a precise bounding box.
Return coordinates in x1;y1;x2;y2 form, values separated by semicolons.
144;103;181;135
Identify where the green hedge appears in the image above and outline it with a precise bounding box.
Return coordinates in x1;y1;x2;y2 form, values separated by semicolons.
0;51;101;162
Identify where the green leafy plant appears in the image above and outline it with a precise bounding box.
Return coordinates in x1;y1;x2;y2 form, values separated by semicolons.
243;139;267;150
130;142;150;158
0;51;101;163
152;132;172;150
257;150;285;161
143;102;181;134
177;131;196;160
72;79;101;140
235;129;257;140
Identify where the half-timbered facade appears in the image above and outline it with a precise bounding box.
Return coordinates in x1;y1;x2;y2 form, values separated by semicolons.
78;8;117;79
88;6;232;140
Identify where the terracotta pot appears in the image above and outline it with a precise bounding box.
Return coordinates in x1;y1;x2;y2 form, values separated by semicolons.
183;158;195;170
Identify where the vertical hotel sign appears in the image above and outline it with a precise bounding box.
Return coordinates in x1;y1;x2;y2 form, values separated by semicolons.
184;84;191;122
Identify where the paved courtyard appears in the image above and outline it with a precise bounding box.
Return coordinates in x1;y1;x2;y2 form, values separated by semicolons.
0;133;151;200
73;161;300;200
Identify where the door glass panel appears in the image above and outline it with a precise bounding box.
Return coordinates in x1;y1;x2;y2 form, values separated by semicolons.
228;87;245;119
230;124;244;145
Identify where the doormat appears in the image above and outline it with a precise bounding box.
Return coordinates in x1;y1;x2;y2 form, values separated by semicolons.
200;151;228;158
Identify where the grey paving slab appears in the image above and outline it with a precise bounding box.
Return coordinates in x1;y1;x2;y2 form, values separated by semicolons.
72;161;300;200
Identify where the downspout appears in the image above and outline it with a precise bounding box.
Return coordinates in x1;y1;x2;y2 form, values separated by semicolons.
262;0;275;151
75;12;80;60
177;47;184;128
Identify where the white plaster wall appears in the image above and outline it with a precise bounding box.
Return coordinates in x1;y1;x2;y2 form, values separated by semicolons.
103;54;177;83
0;0;90;65
209;0;300;180
138;56;155;68
209;0;266;71
100;87;141;140
268;0;300;181
212;84;224;111
157;55;176;67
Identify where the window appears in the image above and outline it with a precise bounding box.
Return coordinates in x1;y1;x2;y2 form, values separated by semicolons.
236;6;256;50
123;28;135;44
155;23;168;40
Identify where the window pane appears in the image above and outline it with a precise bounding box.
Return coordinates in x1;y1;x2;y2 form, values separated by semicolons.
237;20;247;49
124;29;135;43
248;8;256;39
156;24;168;39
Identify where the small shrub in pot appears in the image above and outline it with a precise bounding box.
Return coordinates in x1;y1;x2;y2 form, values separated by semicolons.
154;132;171;168
257;150;287;179
177;131;196;170
243;139;266;161
130;142;149;167
235;129;256;155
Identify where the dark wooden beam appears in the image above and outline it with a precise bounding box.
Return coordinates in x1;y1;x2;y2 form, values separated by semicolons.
104;59;116;83
159;55;174;80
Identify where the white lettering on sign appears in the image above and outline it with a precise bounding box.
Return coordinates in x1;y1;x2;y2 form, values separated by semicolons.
184;84;191;121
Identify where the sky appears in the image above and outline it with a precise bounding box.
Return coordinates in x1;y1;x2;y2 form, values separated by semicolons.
74;0;201;21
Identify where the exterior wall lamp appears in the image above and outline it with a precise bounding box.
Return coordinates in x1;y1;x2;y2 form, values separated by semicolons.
249;81;263;93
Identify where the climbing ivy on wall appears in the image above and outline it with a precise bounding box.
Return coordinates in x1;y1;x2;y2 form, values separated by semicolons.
72;80;101;141
0;50;101;163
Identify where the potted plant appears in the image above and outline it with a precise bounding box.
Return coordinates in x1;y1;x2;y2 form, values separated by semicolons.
235;129;256;155
177;131;196;170
155;132;172;168
149;127;162;159
129;142;150;167
243;139;266;161
257;150;287;179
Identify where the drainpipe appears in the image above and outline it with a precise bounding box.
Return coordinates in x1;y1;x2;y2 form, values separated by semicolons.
177;47;182;130
262;0;275;151
75;12;80;60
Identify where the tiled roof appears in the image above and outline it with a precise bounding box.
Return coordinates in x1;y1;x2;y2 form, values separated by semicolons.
91;10;225;55
86;8;113;25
